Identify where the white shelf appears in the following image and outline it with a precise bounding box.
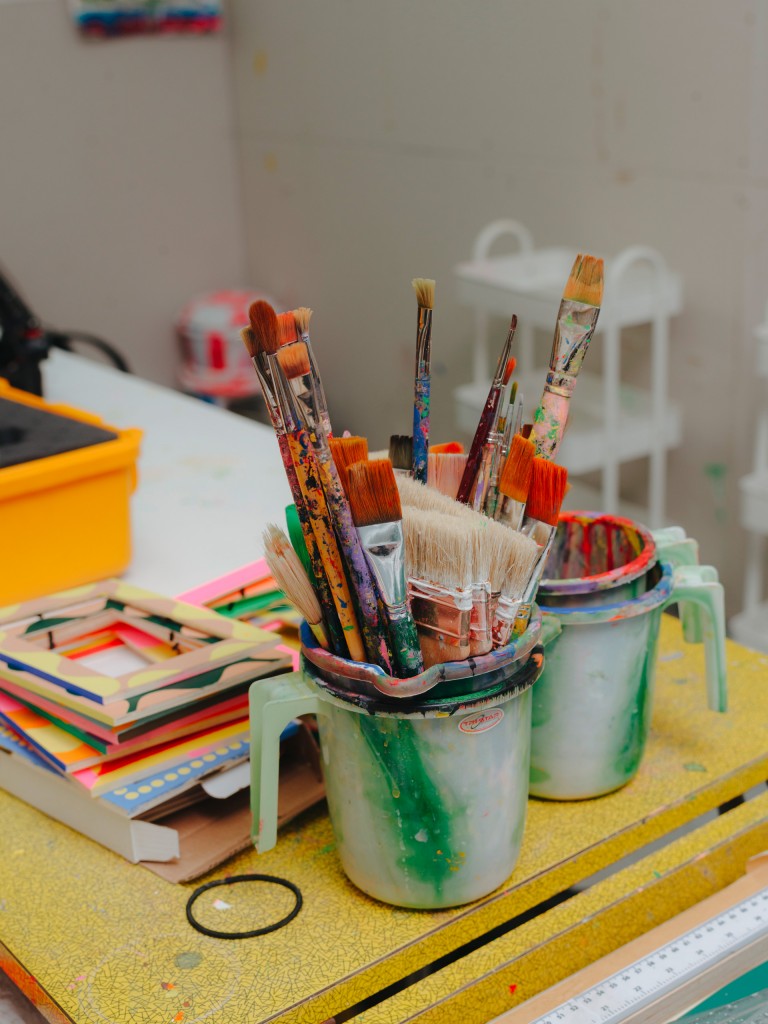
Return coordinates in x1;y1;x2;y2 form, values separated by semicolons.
729;605;768;653
739;470;768;533
455;370;682;476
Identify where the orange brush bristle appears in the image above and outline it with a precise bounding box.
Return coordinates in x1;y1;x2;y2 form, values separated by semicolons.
248;300;280;356
563;253;605;307
329;436;369;495
503;357;516;385
429;441;465;454
524;458;568;527
498;434;535;503
277;311;298;346
277;340;311;380
347;459;402;528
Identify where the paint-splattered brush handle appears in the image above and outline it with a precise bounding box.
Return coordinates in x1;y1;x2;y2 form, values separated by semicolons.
456;390;503;505
285;431;367;663
412;306;432;484
386;613;423;677
314;450;395;673
412;370;430;484
278;437;349;657
532;299;600;460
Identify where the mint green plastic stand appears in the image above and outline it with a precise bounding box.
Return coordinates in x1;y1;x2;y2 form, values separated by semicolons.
653;526;704;643
662;565;727;713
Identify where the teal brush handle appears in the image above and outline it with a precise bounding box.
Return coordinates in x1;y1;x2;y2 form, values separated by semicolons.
387;611;424;678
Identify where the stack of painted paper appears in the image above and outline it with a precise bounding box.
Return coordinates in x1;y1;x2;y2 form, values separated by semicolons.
0;580;291;862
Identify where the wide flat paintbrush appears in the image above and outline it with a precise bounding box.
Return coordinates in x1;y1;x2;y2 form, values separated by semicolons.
403;506;474;668
248;301;367;663
346;459;423;678
411;278;435;483
495;433;535;529
509;457;569;638
427;451;467;499
456;317;518;505
262;524;329;650
531;253;604;461
329;435;368;496
241;320;347;656
274;335;394;672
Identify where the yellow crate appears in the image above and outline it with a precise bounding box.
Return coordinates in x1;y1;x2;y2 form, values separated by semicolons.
0;379;142;605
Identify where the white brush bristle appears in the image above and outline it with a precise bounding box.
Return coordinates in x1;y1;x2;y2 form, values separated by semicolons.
263;524;323;625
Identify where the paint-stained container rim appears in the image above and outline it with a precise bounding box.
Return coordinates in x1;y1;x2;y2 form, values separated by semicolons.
540;511;656;596
539;560;674;625
299;609;542;701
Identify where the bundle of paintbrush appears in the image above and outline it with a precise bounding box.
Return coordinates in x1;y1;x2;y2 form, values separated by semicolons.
243;302;431;679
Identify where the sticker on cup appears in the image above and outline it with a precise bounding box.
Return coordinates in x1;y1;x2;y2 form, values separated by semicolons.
459;708;504;734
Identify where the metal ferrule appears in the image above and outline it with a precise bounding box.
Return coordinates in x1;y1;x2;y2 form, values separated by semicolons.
283;361;323;437
356;520;408;610
251;356;283;432
302;337;333;437
266;352;303;433
408;578;472;647
496;495;526;529
547;299;600;377
510;526;557;638
470;582;492;644
415;307;433;373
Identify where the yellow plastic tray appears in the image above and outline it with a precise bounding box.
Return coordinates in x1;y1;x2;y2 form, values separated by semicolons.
0;379;142;605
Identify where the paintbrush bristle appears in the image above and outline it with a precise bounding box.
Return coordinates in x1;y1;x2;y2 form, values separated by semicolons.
412;278;435;310
525;459;569;527
263;524;323;626
248;300;280;356
472;517;539;597
277;312;298;347
347;458;402;528
330;435;369;495
403;508;473;590
240;326;257;359
429;441;464;454
293;307;313;336
503;357;517;385
498;434;535;503
277;340;311;380
563;253;604;307
427;452;467;500
389;434;413;471
397;474;477;520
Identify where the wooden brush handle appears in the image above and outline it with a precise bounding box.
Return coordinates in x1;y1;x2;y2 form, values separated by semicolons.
456;390;502;504
314;451;394;673
277;435;348;656
531;390;569;461
386;613;424;678
412;372;430;484
286;432;366;662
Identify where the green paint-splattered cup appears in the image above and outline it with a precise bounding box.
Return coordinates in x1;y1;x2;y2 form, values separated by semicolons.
250;636;543;909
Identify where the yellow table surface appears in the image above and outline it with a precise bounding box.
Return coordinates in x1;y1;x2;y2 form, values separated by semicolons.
0;616;766;1024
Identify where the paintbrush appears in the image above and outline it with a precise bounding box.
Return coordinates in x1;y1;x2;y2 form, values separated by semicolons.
495;433;535;529
456;317;518;504
346;459;424;678
272;330;394;672
411;278;435;483
241;321;348;656
248;301;368;663
507;457;569;639
329;435;368;496
289;306;334;439
262;524;329;650
427;451;467;499
531;253;604;460
397;474;480;520
389;434;413;475
403;507;474;668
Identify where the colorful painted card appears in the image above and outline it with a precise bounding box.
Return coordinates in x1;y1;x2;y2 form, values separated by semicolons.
0;580;287;705
0;692;103;773
72;718;249;797
98;741;249;818
0;721;55;772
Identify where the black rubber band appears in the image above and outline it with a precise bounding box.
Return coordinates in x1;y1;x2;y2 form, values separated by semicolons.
185;873;303;939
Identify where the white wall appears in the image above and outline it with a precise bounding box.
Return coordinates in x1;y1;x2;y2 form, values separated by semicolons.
0;0;247;385
228;0;768;616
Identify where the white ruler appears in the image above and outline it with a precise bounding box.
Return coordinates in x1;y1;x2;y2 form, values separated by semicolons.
530;888;768;1024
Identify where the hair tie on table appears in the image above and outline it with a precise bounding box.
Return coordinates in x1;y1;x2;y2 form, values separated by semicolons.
185;873;302;939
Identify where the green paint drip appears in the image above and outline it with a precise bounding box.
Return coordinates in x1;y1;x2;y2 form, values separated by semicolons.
357;716;456;900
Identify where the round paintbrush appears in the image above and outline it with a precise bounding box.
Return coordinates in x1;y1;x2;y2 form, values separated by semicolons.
262;524;329;649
